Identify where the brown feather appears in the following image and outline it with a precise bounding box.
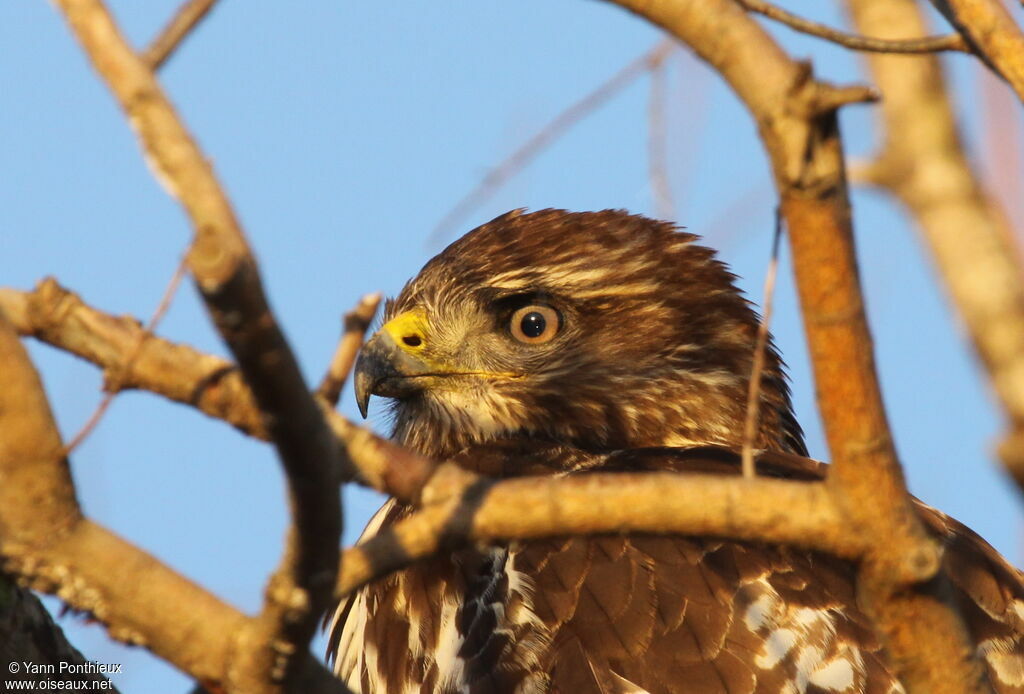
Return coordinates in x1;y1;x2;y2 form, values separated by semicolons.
329;210;1023;693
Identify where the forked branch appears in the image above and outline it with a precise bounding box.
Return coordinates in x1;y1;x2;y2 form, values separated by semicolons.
50;0;346;689
0;310;344;693
0;280;433;504
142;0;220;69
602;1;986;691
846;0;1024;497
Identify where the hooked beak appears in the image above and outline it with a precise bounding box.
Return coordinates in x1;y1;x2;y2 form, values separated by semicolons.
353;309;433;418
353;307;520;417
353;330;433;418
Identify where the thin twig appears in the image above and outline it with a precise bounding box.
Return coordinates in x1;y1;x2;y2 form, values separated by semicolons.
316;293;381;407
647;55;675;221
64;254;189;454
735;0;969;53
741;210;782;478
428;39;674;245
141;0;219;70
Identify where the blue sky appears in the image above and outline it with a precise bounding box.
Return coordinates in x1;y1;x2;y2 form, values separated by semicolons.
3;1;1023;690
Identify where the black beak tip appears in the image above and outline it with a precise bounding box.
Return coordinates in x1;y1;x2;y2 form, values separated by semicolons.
353;353;373;419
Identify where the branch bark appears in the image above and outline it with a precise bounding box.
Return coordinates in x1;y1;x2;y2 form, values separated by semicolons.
736;0;968;53
930;0;1024;101
0;308;344;693
0;280;434;504
141;0;219;70
847;0;1024;497
601;1;988;691
14;3;1018;690
336;460;852;597
48;0;348;689
317;293;382;408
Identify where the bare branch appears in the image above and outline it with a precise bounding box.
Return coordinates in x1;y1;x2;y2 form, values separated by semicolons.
0;307;346;692
736;0;968;53
846;0;1024;497
0;277;872;589
337;460;851;598
603;0;987;690
142;0;219;70
741;212;782;478
0;279;434;504
1;279;265;435
51;0;346;687
316;293;381;408
326;414;438;503
428;39;674;245
0;280;895;679
930;0;1024;100
0;307;81;548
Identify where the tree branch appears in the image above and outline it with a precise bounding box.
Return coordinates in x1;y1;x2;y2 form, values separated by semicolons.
0;280;435;503
741;214;784;478
337;460;852;597
846;0;1024;498
930;0;1024;101
0;282;866;643
0;308;344;693
141;0;219;70
316;293;381;408
50;0;346;688
736;0;968;53
602;2;987;691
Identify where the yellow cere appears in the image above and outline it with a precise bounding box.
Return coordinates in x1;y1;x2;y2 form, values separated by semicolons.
381;308;431;352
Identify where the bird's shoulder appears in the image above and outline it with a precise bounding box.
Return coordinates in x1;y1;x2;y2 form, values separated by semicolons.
329;443;1024;694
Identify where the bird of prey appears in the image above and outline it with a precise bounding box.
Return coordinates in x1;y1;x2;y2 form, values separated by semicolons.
327;209;1024;693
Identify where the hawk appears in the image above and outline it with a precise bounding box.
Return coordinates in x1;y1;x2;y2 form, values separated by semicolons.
327;209;1024;693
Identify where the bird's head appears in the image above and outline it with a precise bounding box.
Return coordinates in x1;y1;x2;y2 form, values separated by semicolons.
355;209;803;459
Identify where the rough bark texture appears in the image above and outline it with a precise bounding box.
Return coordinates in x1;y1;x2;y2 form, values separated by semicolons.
847;0;1024;495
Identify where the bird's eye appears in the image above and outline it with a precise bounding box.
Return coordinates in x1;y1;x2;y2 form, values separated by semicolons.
509;305;560;344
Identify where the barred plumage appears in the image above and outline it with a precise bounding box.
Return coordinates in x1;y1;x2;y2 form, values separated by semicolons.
328;209;1024;693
